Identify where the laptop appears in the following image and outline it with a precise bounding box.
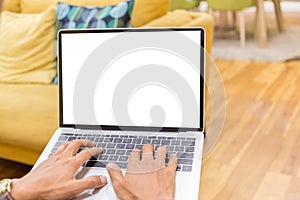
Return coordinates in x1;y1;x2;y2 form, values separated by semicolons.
34;28;205;200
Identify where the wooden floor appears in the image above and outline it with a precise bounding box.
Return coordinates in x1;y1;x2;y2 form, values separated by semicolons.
200;60;300;200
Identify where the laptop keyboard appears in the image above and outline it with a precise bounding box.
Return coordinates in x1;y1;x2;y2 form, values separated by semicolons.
50;133;196;172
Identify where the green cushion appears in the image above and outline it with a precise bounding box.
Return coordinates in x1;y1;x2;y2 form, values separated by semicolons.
207;0;255;11
169;0;200;11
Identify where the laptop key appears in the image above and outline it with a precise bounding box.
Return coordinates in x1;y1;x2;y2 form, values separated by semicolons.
185;147;195;152
132;138;142;144
161;140;171;145
152;139;161;145
182;140;195;146
113;138;123;143
166;145;174;151
99;154;108;160
142;139;151;144
95;137;104;142
90;156;98;161
106;143;116;148
67;136;77;141
182;165;193;172
187;138;196;141
104;138;113;142
109;155;118;161
116;149;126;155
96;143;106;148
171;140;180;145
175;146;184;152
126;144;135;149
58;136;68;141
166;151;176;157
135;144;143;150
122;138;132;143
177;153;194;159
178;159;193;165
126;150;133;155
116;143;125;149
86;137;95;141
119;156;128;162
106;149;116;154
101;149;106;154
86;161;108;168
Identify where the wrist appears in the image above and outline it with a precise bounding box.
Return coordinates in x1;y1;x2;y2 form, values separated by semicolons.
10;179;22;200
10;179;36;200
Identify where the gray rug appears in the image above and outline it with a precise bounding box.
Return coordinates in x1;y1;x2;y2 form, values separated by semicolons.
211;26;300;62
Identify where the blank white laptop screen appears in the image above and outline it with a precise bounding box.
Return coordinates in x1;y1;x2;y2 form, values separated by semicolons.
60;30;202;129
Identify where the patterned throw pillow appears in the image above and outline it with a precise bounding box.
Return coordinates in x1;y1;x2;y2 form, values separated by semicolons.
56;1;134;30
53;0;134;84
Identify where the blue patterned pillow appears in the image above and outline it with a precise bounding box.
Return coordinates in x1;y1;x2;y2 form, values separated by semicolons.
56;1;134;30
53;0;134;84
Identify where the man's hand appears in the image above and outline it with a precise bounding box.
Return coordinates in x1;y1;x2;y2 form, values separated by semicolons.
11;139;107;200
107;144;178;200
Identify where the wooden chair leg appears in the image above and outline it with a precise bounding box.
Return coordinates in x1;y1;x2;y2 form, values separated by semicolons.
239;11;246;47
220;11;227;38
272;0;285;32
233;11;237;29
255;0;268;47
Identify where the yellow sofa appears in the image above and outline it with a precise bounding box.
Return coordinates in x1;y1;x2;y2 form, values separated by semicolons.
0;0;213;165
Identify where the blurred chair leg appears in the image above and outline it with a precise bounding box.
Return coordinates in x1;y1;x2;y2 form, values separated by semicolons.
233;11;237;29
255;0;268;47
272;0;285;32
220;11;227;38
239;11;246;47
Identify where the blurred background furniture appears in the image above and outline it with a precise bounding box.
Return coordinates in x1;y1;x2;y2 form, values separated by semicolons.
169;0;201;10
256;0;285;47
207;0;255;47
207;0;285;47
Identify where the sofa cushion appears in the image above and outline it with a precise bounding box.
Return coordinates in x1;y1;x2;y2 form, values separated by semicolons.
0;83;58;152
130;0;169;27
20;0;125;13
19;0;169;28
2;0;21;13
142;10;214;54
0;6;56;84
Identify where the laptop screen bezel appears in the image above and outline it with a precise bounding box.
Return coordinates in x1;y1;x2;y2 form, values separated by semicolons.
58;28;205;132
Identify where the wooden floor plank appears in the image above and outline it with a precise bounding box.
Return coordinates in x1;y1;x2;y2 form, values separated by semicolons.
200;60;300;200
